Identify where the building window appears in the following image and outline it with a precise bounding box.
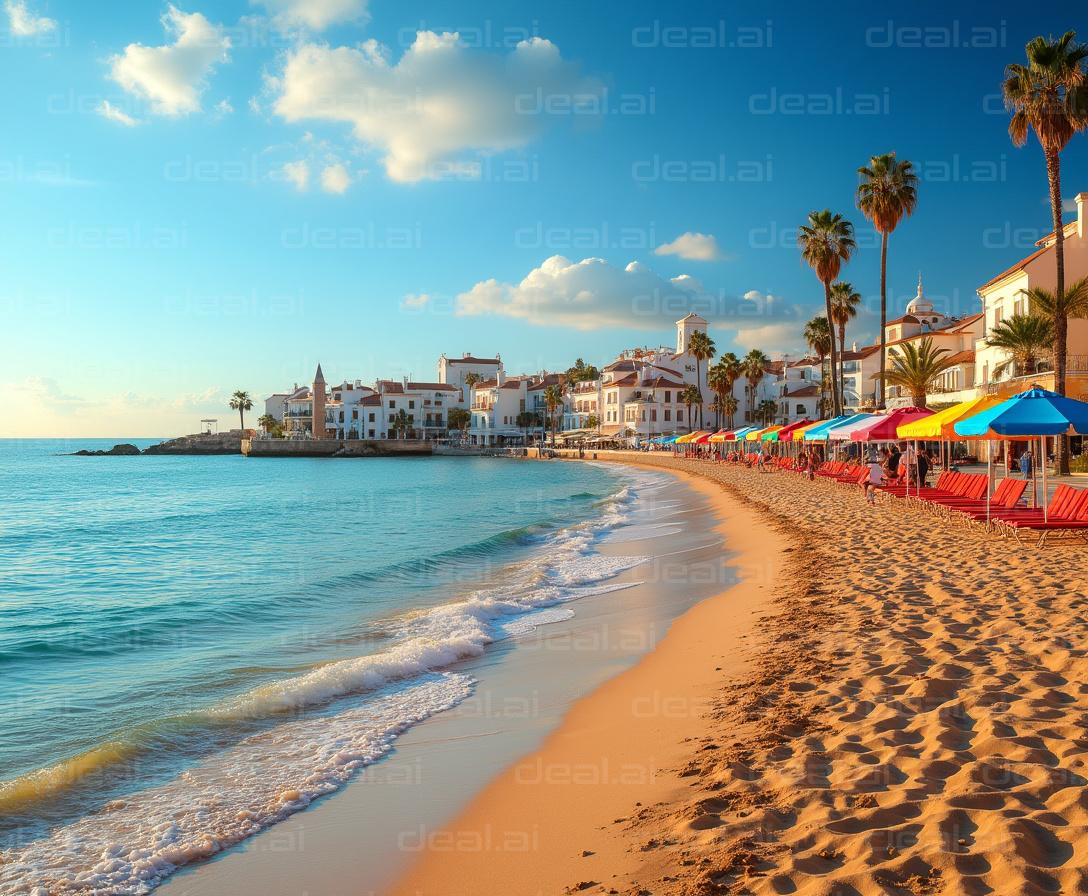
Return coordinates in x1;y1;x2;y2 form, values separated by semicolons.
665;409;671;422
409;400;415;409
388;401;395;409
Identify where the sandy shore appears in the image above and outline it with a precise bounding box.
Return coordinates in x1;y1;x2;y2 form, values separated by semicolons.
391;453;1088;896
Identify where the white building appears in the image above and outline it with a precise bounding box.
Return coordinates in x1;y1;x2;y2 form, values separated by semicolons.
974;191;1088;401
438;354;503;391
263;392;292;425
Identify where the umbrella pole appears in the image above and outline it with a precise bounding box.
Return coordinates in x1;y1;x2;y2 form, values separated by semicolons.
1041;435;1048;523
986;439;992;527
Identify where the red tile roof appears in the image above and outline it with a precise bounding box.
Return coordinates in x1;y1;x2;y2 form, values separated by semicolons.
784;384;820;398
406;382;458;391
945;350;976;365
885;314;920;327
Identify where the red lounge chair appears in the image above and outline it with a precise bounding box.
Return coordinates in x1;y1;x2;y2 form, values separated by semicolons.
990;486;1088;544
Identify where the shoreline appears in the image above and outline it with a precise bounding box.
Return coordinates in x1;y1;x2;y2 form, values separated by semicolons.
389;458;793;896
150;460;728;896
391;452;1088;896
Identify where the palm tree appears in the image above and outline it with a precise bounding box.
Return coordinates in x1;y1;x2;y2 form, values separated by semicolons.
585;413;600;433
229;390;253;432
721;394;739;430
741;349;770;423
447;407;471;433
798;210;856;416
707;362;730;428
687;330;716;427
391;409;411;439
881;337;956;409
829;281;862;408
542;383;564;445
1006;32;1088;438
803;316;833;416
257;413;277;432
856;153;919;409
680;384;702;432
985;314;1055;378
757;399;778;427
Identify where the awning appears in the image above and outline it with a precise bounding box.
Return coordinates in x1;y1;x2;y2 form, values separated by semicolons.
759;425;786;441
707;430;731;443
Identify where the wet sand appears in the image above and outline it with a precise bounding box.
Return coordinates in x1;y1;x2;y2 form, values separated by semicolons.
158;464;731;896
393;453;1088;896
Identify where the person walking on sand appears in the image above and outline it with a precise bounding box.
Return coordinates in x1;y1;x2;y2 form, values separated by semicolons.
1018;446;1034;480
863;451;884;505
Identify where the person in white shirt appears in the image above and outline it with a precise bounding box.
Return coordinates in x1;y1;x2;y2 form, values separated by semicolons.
863;453;884;505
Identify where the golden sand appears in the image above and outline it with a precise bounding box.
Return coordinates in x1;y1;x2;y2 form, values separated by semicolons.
391;453;1088;896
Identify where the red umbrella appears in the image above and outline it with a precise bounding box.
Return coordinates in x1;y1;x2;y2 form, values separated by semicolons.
850;407;934;441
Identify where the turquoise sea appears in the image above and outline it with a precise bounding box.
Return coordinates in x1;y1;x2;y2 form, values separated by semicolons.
0;440;669;894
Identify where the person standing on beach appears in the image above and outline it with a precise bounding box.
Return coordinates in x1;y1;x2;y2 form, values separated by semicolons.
863;452;884;504
917;447;930;487
1019;446;1034;479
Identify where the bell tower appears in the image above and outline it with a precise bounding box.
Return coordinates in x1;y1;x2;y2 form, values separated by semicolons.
312;363;326;438
676;312;708;354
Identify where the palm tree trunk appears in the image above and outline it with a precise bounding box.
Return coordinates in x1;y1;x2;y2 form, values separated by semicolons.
696;360;703;427
838;323;847;409
823;281;842;416
1047;147;1070;475
239;409;245;431
878;233;888;410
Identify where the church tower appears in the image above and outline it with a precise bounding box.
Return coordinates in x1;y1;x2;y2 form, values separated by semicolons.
311;363;326;438
676;312;708;354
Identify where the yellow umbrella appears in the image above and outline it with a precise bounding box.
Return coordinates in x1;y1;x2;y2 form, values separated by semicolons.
675;431;708;444
896;395;1003;439
707;430;730;443
745;426;772;441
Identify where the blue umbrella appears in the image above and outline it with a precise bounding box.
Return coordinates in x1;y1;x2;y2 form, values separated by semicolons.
954;386;1088;523
953;386;1088;437
801;415;852;441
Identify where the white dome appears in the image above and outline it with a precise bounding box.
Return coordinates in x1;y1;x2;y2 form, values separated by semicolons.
905;273;933;316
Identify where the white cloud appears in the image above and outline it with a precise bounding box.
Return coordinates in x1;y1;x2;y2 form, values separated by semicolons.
280;160;310;190
320;162;351;194
213;98;234;117
107;5;231;117
455;255;712;331
96;100;139;127
732;323;805;353
654;231;725;262
269;32;601;183
4;0;55;36
252;0;368;32
401;292;432;309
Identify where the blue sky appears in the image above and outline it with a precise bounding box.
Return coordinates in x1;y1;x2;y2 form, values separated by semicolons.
3;0;1088;436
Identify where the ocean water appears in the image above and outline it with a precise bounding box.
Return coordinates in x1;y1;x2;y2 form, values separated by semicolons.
0;440;666;895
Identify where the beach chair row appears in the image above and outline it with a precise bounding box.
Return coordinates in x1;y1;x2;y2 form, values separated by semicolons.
805;461;1088;545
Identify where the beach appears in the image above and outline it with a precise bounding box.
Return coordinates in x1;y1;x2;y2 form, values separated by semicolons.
393;452;1088;896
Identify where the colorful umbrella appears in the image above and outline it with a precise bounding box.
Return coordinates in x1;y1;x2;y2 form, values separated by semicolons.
953;386;1088;437
849;407;933;442
801;415;854;441
896;395;1002;440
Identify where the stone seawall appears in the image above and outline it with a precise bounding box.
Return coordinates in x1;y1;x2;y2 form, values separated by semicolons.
241;439;433;458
